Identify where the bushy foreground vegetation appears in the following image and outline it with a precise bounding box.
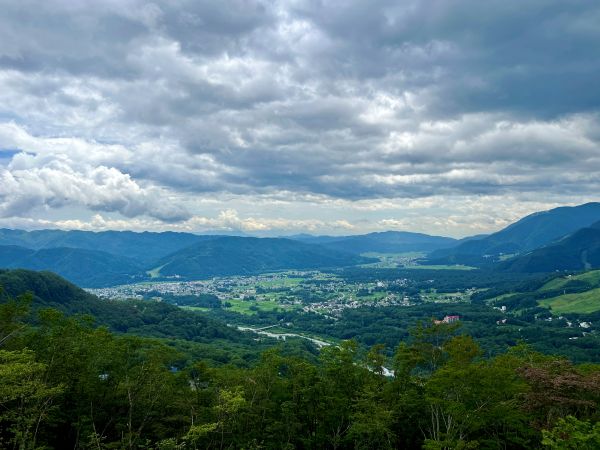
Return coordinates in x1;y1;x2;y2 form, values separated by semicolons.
1;292;599;449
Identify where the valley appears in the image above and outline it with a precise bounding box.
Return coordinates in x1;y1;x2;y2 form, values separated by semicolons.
88;262;600;363
2;3;599;447
2;202;600;449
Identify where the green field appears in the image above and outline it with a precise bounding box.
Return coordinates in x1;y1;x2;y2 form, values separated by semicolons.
486;293;519;305
539;269;600;292
360;252;425;268
181;305;210;312
223;298;293;315
146;264;166;278
181;298;291;315
359;252;475;270
539;287;600;314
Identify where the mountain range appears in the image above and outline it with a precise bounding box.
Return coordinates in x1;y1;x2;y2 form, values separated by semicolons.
2;201;600;286
289;231;457;254
427;202;600;268
0;229;208;264
0;229;455;287
153;236;373;278
0;245;145;287
498;221;600;273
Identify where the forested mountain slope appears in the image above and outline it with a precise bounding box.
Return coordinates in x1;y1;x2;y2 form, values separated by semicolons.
0;269;251;346
0;245;144;287
291;230;457;254
0;228;210;263
154;236;374;279
499;222;600;273
428;202;600;266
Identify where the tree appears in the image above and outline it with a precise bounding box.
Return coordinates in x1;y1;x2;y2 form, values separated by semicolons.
0;349;63;449
542;416;600;449
0;291;32;350
423;336;531;449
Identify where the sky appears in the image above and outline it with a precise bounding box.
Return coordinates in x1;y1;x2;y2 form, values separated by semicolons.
0;0;599;237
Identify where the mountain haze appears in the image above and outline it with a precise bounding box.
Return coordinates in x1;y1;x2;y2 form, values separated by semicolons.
291;231;457;254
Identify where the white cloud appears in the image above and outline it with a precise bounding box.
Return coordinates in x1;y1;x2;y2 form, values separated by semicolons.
0;151;190;221
0;1;598;235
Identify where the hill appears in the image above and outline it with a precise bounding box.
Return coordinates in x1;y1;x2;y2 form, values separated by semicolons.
0;232;374;286
0;229;210;264
0;269;250;344
153;236;373;279
498;222;600;273
0;245;144;287
290;231;457;254
428;202;600;266
479;269;600;315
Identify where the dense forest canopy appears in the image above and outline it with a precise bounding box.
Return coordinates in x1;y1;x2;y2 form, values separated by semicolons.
1;288;599;449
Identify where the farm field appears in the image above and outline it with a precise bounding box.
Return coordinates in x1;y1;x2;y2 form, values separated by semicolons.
539;287;600;314
539;269;600;292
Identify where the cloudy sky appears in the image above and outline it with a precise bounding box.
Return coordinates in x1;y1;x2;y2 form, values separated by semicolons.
0;0;599;237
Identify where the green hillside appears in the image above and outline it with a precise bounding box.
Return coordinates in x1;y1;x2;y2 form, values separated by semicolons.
0;245;145;287
498;224;600;273
429;202;600;266
154;236;374;279
478;269;600;315
292;231;457;254
0;269;253;348
539;287;600;314
0;232;375;286
0;228;210;264
539;270;600;292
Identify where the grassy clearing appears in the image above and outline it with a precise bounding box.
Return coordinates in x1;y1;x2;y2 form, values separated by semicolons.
180;294;301;315
358;252;476;270
540;270;600;292
222;298;291;315
498;253;518;261
485;293;520;305
359;252;425;268
539;287;600;314
146;264;166;278
181;306;210;312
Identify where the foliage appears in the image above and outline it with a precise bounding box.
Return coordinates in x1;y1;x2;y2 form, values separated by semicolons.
542;416;600;449
1;274;600;448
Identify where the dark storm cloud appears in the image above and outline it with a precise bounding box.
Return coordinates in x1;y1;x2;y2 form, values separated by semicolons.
291;0;600;117
0;0;599;223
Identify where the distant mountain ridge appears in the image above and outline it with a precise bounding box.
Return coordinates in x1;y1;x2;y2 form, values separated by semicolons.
0;229;209;263
3;202;600;286
428;202;600;266
153;236;374;278
289;230;457;254
498;221;600;273
0;231;375;287
0;245;144;287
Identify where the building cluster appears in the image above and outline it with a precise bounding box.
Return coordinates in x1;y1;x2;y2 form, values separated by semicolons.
433;315;460;325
